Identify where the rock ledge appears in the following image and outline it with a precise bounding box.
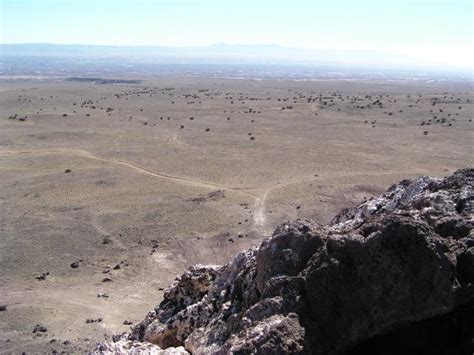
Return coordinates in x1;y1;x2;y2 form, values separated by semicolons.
97;169;473;354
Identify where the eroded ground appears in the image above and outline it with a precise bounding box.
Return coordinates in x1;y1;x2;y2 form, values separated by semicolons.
0;77;472;352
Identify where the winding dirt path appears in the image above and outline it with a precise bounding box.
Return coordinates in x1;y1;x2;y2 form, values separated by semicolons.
0;148;425;235
0;148;271;232
0;148;257;192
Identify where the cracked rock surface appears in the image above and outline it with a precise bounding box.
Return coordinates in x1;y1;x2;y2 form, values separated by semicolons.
97;168;473;354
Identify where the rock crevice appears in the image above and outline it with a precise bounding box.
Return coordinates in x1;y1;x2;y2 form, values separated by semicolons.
98;168;473;354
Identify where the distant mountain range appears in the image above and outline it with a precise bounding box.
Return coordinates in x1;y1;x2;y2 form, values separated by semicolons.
0;43;421;68
0;43;471;79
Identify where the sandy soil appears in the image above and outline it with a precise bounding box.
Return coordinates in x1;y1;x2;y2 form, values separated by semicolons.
0;77;472;352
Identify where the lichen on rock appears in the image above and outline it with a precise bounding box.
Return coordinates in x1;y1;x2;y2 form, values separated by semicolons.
97;168;473;354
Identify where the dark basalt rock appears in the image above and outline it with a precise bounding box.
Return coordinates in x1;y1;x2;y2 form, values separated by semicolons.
98;169;473;354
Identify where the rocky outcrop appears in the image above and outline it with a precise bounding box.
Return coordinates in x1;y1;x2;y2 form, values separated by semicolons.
97;169;473;354
97;340;187;354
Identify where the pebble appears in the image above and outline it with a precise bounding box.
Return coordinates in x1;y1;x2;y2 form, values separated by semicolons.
33;324;48;333
36;272;49;281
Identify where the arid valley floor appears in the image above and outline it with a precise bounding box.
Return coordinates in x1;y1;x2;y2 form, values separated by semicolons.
0;77;472;352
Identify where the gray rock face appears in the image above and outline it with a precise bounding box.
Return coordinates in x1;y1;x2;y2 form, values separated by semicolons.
96;340;188;354
98;169;473;354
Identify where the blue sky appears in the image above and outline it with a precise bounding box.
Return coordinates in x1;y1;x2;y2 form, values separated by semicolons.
1;0;473;69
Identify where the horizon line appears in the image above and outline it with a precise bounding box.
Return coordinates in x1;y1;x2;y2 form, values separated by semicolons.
0;42;396;53
2;42;473;72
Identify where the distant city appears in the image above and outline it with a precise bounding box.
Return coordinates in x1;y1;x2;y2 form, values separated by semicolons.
1;43;471;81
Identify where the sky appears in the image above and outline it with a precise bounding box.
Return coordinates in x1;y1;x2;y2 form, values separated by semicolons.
1;0;473;70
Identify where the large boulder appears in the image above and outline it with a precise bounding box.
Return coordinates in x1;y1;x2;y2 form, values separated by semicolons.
97;168;473;354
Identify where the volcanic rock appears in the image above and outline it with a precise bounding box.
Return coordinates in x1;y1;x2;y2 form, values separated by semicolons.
97;169;473;354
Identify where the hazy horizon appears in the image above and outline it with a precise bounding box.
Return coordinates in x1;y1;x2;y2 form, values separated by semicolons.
1;0;473;72
1;43;472;77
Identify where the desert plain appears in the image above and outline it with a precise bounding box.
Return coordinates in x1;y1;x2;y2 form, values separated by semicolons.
0;77;472;352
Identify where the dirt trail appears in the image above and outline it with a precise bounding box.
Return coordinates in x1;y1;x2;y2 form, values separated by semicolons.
0;148;257;192
253;190;271;234
0;148;271;232
0;148;426;235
